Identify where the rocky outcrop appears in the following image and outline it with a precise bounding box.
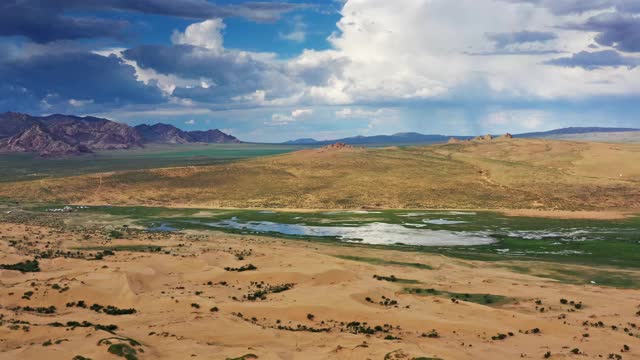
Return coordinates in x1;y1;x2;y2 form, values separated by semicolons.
322;142;354;150
473;134;494;141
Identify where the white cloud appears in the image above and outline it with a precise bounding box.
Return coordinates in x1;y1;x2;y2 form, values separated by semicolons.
266;108;313;126
171;19;225;51
185;119;196;125
280;15;307;43
267;113;294;126
335;108;383;118
292;108;313;118
68;98;94;107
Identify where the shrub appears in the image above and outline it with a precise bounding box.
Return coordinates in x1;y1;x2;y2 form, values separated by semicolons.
491;333;508;340
224;264;257;272
108;230;124;239
0;260;40;272
422;329;439;338
108;343;138;360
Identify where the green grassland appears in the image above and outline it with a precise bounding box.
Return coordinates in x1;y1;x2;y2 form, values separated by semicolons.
43;205;640;271
0;143;305;182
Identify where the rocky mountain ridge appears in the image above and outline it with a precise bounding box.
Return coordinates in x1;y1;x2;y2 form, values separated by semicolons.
0;112;240;156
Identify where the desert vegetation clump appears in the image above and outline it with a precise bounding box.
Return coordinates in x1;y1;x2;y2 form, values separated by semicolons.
16;305;56;314
422;329;440;338
0;259;40;272
224;264;257;272
78;303;138;315
243;282;294;301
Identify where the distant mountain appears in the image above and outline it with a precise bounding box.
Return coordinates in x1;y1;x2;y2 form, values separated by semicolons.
135;123;192;144
134;123;240;144
0;112;40;138
0;112;241;156
0;123;90;157
0;113;141;156
189;129;240;143
283;127;640;145
283;138;318;144
514;127;640;138
283;132;463;145
42;114;142;150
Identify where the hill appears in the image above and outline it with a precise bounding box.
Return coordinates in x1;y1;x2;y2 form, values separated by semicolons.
0;112;240;156
2;138;638;212
516;127;640;138
540;131;640;143
283;127;640;145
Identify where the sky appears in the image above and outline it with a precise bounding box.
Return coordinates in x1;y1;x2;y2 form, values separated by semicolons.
1;0;640;142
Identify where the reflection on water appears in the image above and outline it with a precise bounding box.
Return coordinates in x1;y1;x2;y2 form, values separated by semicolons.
146;223;177;232
422;219;468;225
190;219;495;246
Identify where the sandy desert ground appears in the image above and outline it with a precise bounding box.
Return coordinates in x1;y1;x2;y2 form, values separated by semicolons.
1;212;640;360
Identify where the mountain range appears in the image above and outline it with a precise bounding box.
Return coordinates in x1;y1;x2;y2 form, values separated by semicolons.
0;112;240;156
283;127;640;145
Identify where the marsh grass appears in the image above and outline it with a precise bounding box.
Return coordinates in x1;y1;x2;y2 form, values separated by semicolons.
405;287;514;306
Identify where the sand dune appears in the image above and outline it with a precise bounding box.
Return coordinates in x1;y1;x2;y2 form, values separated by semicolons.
2;220;640;359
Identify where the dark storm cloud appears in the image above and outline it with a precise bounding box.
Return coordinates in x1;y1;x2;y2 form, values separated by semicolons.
544;50;640;69
502;0;618;15
486;31;558;48
0;2;128;43
0;52;165;112
0;0;304;43
569;12;640;52
61;0;305;22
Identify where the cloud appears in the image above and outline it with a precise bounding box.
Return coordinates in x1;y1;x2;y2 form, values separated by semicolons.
545;50;640;69
501;0;618;15
267;108;313;126
280;15;307;43
68;99;95;107
567;12;640;52
171;19;226;51
0;0;304;43
185;119;196;125
0;51;165;113
291;108;313;118
486;31;557;48
335;108;384;118
0;2;128;43
121;20;347;106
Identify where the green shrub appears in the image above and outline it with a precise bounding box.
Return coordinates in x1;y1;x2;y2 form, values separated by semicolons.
108;343;138;360
0;260;40;272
